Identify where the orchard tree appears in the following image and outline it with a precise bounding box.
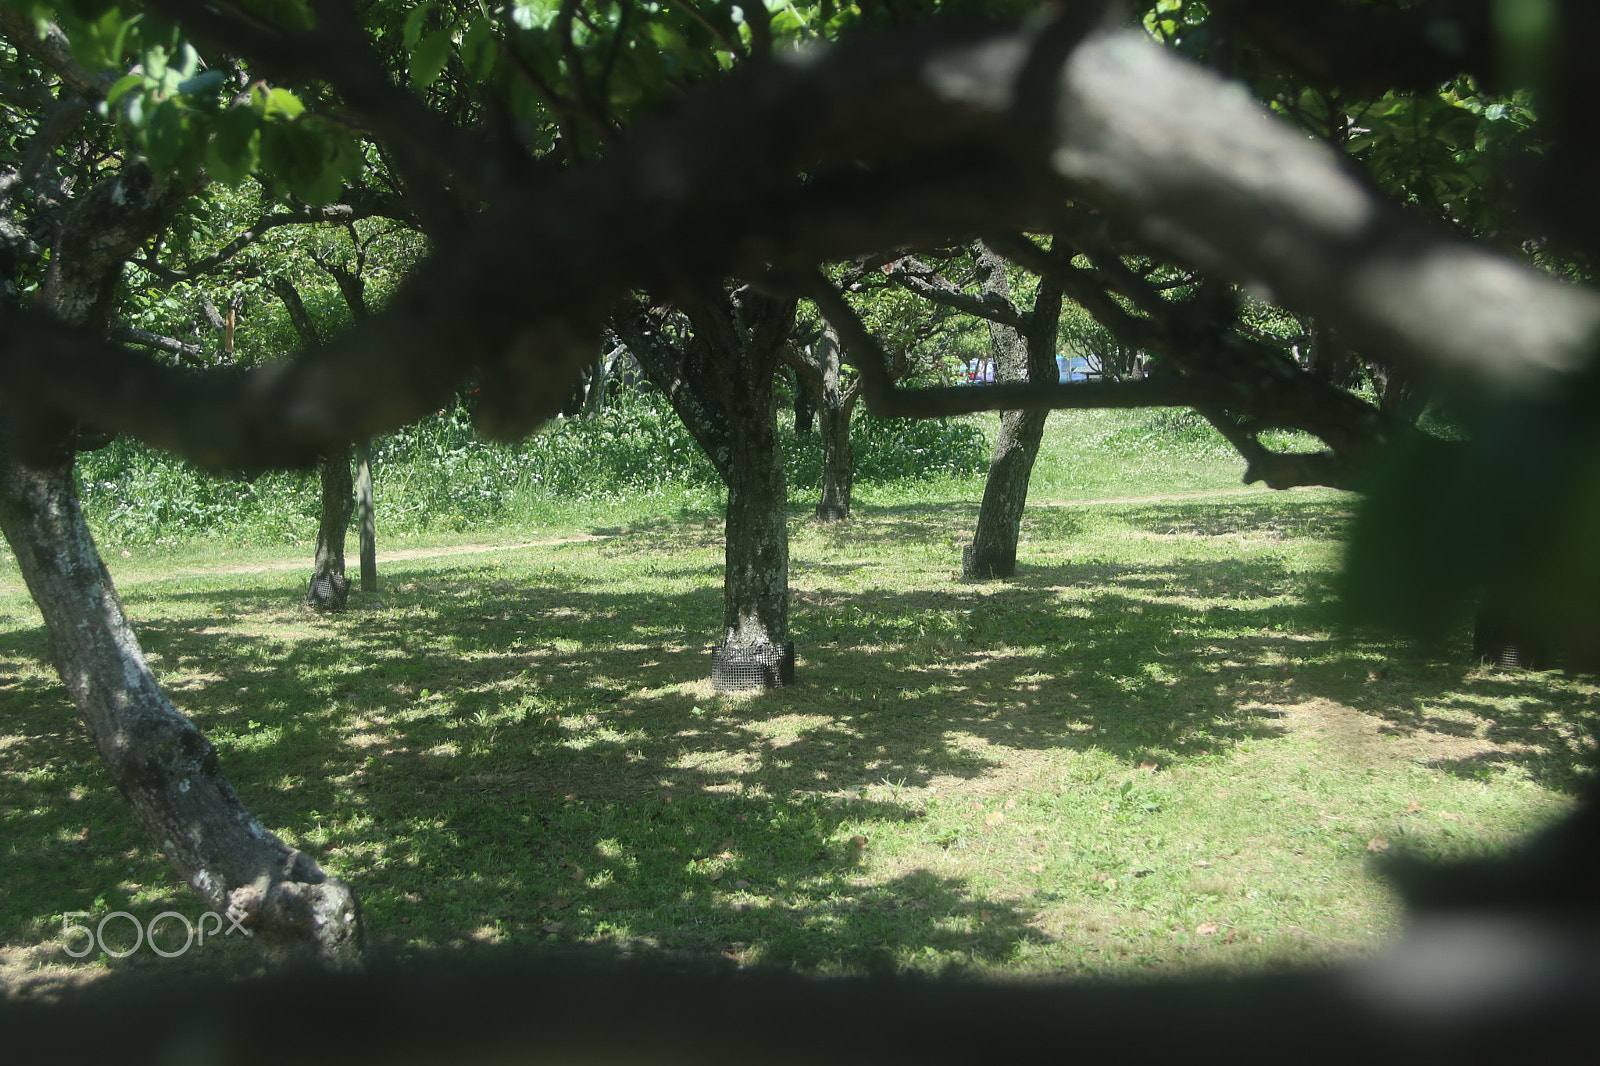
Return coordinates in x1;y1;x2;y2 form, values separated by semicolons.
270;273;357;609
785;268;966;523
783;317;855;521
614;288;799;690
3;0;1600;1012
856;240;1063;577
0;6;366;965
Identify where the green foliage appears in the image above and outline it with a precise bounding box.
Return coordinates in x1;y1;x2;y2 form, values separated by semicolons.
75;443;322;548
10;1;359;201
1137;0;1549;251
1343;379;1600;650
74;392;990;545
381;395;722;521
1341;82;1538;234
74;404;1260;548
786;410;988;490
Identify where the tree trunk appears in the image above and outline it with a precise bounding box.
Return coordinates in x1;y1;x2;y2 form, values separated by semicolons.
809;322;857;522
584;347;609;415
964;243;1063;580
616;294;796;691
0;160;365;968
713;372;793;690
322;261;380;595
356;438;377;594
966;412;1048;578
793;366;816;435
815;394;855;522
1309;319;1361;389
307;447;354;610
0;426;364;967
270;277;358;610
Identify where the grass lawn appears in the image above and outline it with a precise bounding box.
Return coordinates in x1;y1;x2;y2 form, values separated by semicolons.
0;411;1593;995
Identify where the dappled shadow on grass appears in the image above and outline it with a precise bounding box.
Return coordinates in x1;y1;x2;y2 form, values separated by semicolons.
812;501;984;553
1110;498;1353;542
338;789;1035;975
1;495;1593;983
0;565;1043;977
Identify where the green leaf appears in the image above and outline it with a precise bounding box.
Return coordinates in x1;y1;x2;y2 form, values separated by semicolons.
68;5;140;74
260;118;360;204
206;107;261;184
511;0;559;32
647;19;688;52
102;71;144;109
411;26;452;89
403;2;435;51
174;41;200;79
1343;380;1600;650
252;85;305;120
143;96;187;171
145;41;168;81
176;69;225;98
460;17;497;82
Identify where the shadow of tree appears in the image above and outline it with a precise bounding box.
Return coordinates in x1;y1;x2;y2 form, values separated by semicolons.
1;496;1592;982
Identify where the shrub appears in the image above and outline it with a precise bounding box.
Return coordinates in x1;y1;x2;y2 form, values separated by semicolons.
75;392;988;545
782;409;988;489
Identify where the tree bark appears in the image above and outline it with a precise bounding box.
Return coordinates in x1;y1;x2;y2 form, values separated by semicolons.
321;258;380;595
583;346;610;415
785;322;858;522
792;366;816;435
717;366;792;687
964;243;1063;579
0;422;365;966
307;447;355;610
356;439;377;594
814;390;856;522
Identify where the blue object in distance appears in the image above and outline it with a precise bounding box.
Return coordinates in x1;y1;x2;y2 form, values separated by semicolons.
960;355;1096;383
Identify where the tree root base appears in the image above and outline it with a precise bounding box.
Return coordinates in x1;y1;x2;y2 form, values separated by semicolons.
711;641;795;691
962;545;1016;580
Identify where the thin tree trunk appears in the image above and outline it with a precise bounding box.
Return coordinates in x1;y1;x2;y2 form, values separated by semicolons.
271;277;356;610
584;347;609;415
785;322;858;522
356;438;377;594
964;243;1063;579
321;258;381;594
307;447;354;610
966;410;1049;578
0;424;364;967
793;366;816;435
813;323;856;522
815;395;855;522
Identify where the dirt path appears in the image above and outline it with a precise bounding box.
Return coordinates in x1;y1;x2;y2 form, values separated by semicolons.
1031;486;1266;509
105;533;617;586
